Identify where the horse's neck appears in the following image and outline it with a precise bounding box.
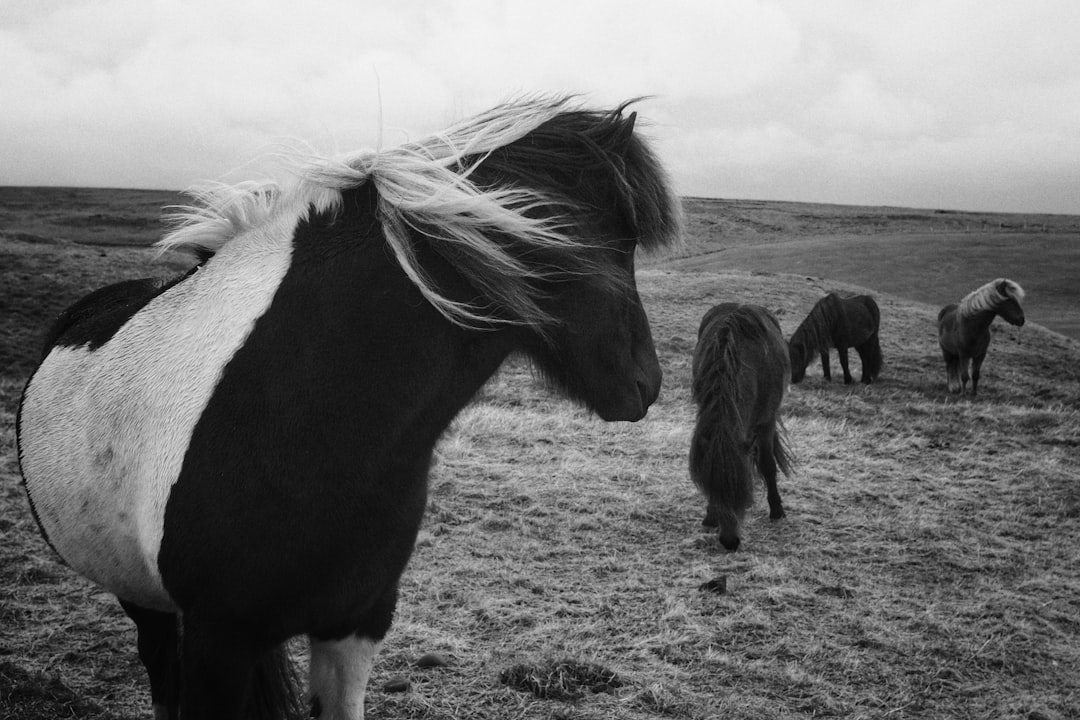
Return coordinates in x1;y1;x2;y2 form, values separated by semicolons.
960;306;998;335
245;182;518;459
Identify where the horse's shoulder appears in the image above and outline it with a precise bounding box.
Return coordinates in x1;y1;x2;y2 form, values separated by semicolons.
43;270;191;354
937;304;958;323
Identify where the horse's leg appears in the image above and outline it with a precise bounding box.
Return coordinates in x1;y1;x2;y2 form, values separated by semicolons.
837;346;853;384
119;600;180;720
758;428;784;521
179;617;261;720
856;344;872;383
971;353;986;397
958;354;971;395
309;585;398;720
702;502;720;528
309;635;382;720
942;351;961;393
820;349;831;381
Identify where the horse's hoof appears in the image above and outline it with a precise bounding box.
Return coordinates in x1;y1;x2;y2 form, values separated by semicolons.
769;509;785;521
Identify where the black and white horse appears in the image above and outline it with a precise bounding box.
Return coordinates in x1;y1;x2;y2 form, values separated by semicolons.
17;96;681;720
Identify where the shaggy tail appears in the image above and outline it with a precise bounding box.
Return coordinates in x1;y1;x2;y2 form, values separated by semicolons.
862;333;884;381
245;644;304;720
861;296;884;382
689;318;755;516
770;424;795;479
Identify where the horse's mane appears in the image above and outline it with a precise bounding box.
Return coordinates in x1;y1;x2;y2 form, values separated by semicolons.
957;278;1025;318
158;95;682;330
789;292;842;360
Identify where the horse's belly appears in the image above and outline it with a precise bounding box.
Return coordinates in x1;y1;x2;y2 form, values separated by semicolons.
20;347;179;610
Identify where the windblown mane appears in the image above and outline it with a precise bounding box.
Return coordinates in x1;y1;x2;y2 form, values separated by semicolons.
957;278;1025;318
158;95;682;329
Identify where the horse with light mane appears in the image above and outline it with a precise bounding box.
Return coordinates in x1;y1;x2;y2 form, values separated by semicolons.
16;96;682;720
937;278;1025;395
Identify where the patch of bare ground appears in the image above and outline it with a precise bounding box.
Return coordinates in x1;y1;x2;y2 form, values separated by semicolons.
2;196;1078;719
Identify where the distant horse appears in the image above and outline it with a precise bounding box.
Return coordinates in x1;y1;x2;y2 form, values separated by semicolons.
16;96;681;720
937;278;1025;395
689;303;793;552
788;292;883;384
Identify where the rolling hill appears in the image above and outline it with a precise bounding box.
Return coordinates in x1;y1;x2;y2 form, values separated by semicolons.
1;189;1078;719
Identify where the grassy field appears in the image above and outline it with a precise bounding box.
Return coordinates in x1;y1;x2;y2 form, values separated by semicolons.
1;189;1079;719
665;197;1080;341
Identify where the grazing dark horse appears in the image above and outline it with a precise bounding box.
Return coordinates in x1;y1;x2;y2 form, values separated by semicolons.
788;292;883;385
689;303;793;552
937;278;1025;395
16;96;681;720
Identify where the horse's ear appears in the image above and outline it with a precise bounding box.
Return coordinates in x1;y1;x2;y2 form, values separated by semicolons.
997;280;1010;296
613;111;637;150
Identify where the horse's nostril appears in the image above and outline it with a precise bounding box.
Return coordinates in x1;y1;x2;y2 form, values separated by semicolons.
720;536;741;552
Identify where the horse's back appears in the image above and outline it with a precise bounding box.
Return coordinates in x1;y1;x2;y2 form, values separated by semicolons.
937;303;957;325
18;234;293;611
837;294;878;344
857;294;880;328
41;275;182;356
697;303;782;342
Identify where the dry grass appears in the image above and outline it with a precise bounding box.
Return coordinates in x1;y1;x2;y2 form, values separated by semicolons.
1;193;1079;719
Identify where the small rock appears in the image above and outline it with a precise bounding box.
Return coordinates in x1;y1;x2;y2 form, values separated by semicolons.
416;652;449;669
383;676;411;693
698;576;727;594
815;585;855;599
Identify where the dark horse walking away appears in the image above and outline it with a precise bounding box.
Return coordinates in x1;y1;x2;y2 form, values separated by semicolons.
788;292;883;384
937;278;1025;395
689;303;793;552
17;96;681;720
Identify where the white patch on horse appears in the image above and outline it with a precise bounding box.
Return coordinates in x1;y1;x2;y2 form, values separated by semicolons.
309;636;382;720
19;214;296;611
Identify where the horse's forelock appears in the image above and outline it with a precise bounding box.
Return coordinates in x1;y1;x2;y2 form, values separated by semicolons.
1000;278;1025;302
507;100;682;254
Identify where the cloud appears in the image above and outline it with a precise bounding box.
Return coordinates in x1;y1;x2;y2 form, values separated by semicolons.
0;0;1077;213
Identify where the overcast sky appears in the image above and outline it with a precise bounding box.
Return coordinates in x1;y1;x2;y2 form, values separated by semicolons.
2;0;1078;214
